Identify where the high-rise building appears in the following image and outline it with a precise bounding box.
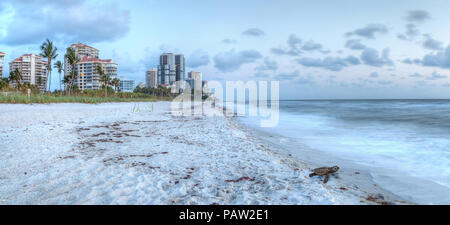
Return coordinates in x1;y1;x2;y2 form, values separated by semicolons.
74;56;118;91
0;52;5;78
158;53;185;85
146;68;158;88
64;42;99;78
119;78;135;92
186;71;203;90
9;54;47;92
175;54;185;82
64;43;117;91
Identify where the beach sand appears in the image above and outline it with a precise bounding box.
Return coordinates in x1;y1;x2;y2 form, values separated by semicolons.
0;102;407;204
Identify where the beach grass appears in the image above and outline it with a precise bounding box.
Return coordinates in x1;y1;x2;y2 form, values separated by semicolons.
0;94;172;104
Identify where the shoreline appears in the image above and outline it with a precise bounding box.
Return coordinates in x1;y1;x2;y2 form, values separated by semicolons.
0;102;410;204
232;119;412;205
234;114;450;205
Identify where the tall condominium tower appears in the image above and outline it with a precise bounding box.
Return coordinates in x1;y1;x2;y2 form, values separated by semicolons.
158;53;185;85
64;42;117;91
146;68;158;88
175;54;185;82
74;56;118;91
64;42;100;78
0;52;5;78
9;54;48;92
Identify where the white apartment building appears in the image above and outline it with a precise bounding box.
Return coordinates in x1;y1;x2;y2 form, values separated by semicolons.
74;56;118;91
65;43;117;91
0;52;5;78
9;54;48;92
146;68;158;88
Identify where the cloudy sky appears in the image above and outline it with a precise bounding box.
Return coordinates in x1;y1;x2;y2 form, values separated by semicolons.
1;0;450;99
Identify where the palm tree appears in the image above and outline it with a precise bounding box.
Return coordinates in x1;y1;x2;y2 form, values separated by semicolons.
53;60;63;92
111;78;120;93
40;39;58;92
97;65;110;97
0;77;9;90
9;69;22;89
37;77;43;92
65;48;79;96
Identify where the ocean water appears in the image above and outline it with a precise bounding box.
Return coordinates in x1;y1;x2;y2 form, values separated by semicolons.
238;100;450;204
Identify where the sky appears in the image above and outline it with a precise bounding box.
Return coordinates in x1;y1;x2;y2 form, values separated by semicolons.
1;0;450;99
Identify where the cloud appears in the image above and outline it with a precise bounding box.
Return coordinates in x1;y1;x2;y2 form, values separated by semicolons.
406;10;431;23
422;34;444;51
416;45;450;69
296;55;360;71
111;49;143;81
301;40;323;52
426;71;447;80
345;24;388;39
255;57;278;71
378;80;393;85
0;0;130;45
253;72;270;78
405;24;420;37
402;58;421;65
398;10;431;41
345;39;366;50
295;75;315;85
370;72;379;78
187;49;210;68
409;73;423;78
272;70;314;85
397;24;420;41
397;34;408;41
242;28;265;37
213;49;262;72
222;39;237;44
275;71;300;80
271;34;326;56
360;48;394;67
271;34;302;56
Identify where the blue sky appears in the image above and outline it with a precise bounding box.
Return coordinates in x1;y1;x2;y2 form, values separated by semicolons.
1;0;450;99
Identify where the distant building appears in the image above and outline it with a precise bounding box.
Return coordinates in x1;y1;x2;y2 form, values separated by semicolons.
186;71;203;90
64;43;117;91
188;71;202;81
119;79;135;92
186;79;209;91
175;54;185;82
137;82;146;88
9;54;47;92
74;56;117;91
0;52;5;78
158;53;185;85
146;68;158;88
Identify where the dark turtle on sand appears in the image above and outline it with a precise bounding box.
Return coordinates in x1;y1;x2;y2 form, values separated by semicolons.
309;166;339;183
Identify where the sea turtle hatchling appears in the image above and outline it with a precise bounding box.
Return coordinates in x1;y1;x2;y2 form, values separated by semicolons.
309;166;339;183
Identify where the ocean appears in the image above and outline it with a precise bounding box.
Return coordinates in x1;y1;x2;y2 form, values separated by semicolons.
238;100;450;204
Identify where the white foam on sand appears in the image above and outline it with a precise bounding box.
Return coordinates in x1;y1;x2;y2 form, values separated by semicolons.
1;102;374;205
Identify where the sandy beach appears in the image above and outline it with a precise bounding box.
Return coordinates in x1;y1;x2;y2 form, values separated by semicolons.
0;102;407;205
